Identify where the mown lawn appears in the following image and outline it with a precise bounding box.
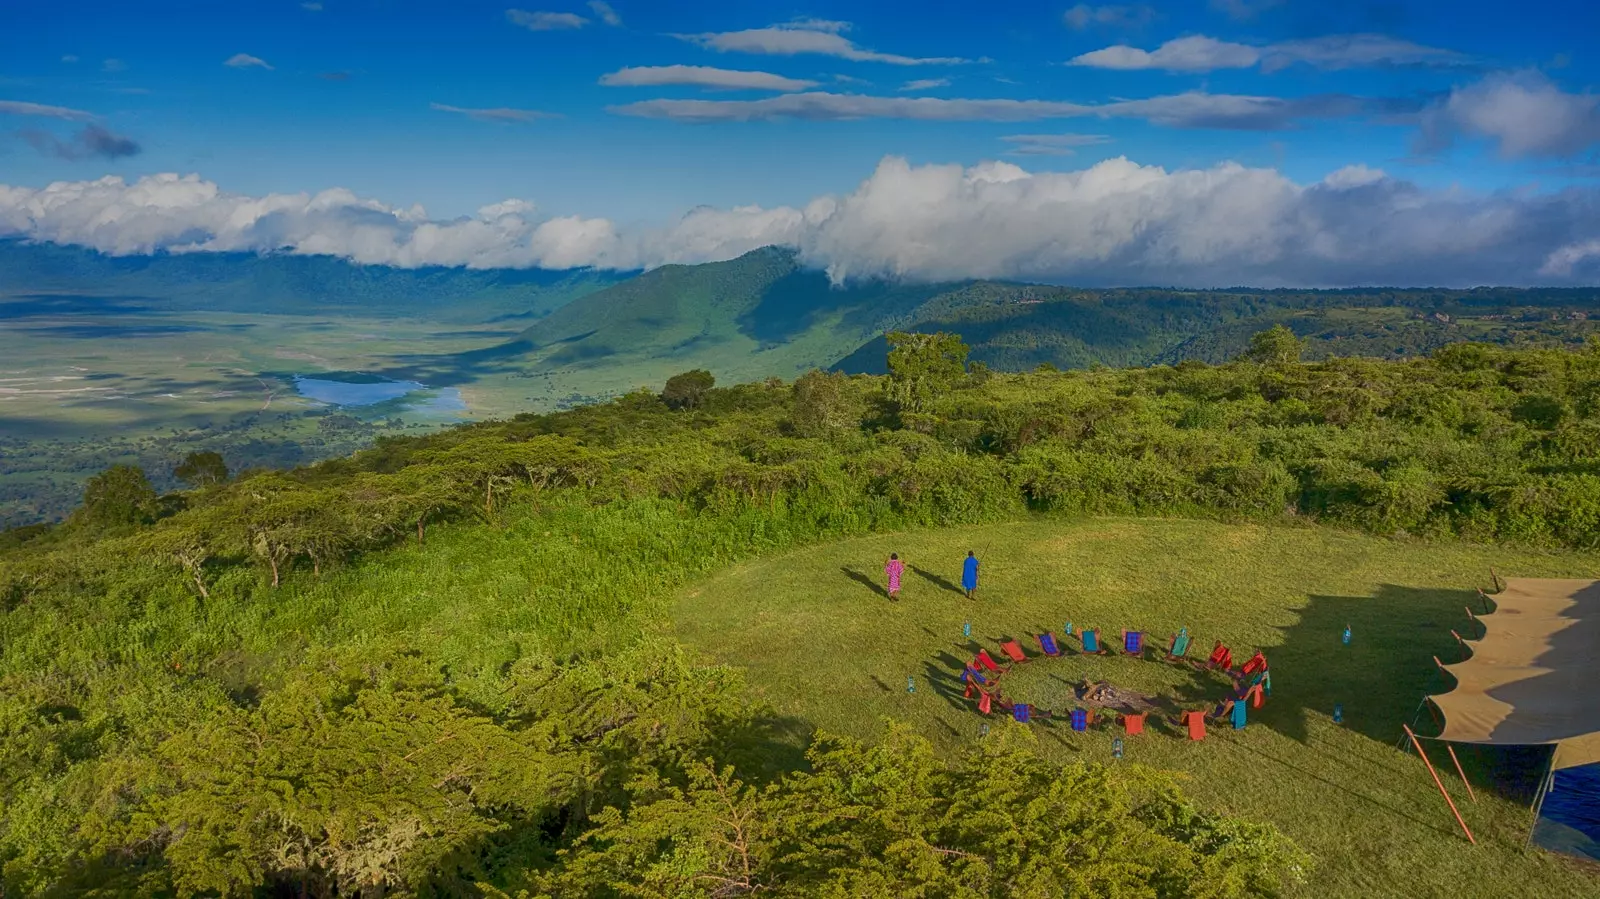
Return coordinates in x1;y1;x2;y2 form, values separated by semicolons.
671;516;1600;898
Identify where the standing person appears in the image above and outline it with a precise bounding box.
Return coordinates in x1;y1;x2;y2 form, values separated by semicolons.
962;550;980;600
885;553;905;601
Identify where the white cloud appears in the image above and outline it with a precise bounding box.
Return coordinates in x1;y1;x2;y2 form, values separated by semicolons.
4;159;1598;287
506;9;588;31
1321;164;1386;188
1418;71;1600;159
61;55;79;63
1541;239;1600;277
102;58;126;73
0;100;96;121
599;65;818;92
430;102;557;122
587;0;621;26
224;53;274;70
608;89;1359;130
1000;133;1113;156
900;78;951;92
1071;35;1258;72
1063;5;1156;30
676;19;971;66
301;2;323;10
1069;33;1464;73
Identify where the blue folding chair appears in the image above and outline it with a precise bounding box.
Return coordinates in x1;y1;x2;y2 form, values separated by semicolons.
1070;708;1090;732
1037;632;1062;656
1123;631;1144;655
1014;704;1032;723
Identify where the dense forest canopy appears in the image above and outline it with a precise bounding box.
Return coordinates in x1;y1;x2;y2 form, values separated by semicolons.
4;333;1600;895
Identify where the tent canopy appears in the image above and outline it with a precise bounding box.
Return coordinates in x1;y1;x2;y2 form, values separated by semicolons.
1429;578;1600;769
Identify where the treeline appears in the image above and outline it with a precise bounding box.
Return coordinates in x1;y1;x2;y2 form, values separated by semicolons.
12;329;1599;600
837;282;1600;375
4;331;1600;895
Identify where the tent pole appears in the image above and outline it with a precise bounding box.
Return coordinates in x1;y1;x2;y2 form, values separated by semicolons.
1444;744;1476;802
1404;724;1476;845
1524;746;1558;850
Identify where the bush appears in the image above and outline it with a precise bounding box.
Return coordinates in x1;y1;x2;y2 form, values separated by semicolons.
661;369;716;410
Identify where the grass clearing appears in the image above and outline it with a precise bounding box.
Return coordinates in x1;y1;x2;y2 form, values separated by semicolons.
671;516;1600;898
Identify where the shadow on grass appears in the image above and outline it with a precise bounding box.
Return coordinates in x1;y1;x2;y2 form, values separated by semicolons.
910;565;966;598
840;566;886;599
1263;584;1481;746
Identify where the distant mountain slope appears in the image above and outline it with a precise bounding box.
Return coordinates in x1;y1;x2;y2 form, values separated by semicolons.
508;246;974;388
0;239;629;323
833;283;1600;374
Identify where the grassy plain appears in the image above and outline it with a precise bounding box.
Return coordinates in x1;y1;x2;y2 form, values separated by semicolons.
672;517;1600;899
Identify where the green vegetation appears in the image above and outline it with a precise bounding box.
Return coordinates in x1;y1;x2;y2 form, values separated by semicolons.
7;240;1600;528
673;518;1600;898
5;334;1600;894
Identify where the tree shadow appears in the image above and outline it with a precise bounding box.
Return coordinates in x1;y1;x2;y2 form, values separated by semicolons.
840;566;885;598
1263;584;1479;747
910;564;965;597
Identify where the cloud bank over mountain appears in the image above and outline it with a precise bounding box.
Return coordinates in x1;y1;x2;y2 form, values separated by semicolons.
2;157;1598;287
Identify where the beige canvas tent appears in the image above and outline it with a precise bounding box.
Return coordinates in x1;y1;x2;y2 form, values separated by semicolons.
1428;578;1600;770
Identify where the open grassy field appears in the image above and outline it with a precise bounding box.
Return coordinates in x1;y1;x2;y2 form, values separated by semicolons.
671;517;1600;898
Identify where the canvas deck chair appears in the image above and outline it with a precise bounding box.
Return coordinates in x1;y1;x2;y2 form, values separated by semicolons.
1242;681;1265;709
962;666;995;689
1240;651;1268;676
999;640;1029;664
974;649;1004;674
1181;710;1207;741
1229;699;1248;730
1013;704;1033;723
977;690;993;716
1070;708;1094;732
1122;712;1147;736
1037;632;1062;657
1080;628;1106;654
1208;642;1234;671
1166;628;1191;662
1122;630;1144;656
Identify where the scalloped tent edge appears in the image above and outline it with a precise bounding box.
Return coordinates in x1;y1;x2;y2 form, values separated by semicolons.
1428;578;1600;770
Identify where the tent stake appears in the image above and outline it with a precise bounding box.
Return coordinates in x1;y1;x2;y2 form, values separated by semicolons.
1445;744;1476;802
1404;725;1476;845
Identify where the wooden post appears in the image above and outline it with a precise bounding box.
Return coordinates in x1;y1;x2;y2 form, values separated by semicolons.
1405;725;1476;844
1525;746;1558;849
1445;744;1477;802
1489;568;1502;593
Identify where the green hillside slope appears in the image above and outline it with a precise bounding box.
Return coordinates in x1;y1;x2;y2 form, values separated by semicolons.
0;239;628;323
6;342;1600;895
833;283;1600;374
508;246;964;394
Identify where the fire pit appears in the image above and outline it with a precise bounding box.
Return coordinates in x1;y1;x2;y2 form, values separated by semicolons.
1076;679;1160;714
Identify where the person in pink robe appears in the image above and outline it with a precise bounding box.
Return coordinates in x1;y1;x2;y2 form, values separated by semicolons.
885;553;904;600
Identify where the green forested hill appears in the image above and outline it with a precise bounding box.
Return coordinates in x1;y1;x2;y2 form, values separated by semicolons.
0;239;627;323
831;283;1600;374
506;246;965;389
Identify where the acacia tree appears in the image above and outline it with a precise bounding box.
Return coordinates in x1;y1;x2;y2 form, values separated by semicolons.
542;725;1310;897
886;332;969;412
77;465;160;530
173;451;230;487
1242;325;1305;365
662;370;716;410
790;370;866;437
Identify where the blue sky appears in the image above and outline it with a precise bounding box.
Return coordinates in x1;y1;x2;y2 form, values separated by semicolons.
2;1;1599;286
